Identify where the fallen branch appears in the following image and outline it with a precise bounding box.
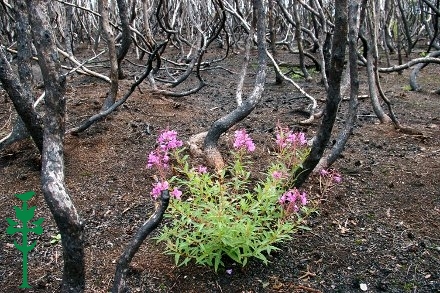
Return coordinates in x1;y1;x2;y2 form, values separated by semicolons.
57;47;111;83
265;49;318;125
378;56;440;73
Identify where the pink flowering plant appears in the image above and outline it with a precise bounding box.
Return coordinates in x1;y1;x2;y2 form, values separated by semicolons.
151;126;319;272
318;168;342;195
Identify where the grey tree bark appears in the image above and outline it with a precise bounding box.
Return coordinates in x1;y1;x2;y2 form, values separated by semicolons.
294;0;348;187
98;0;119;111
315;0;360;170
203;0;267;169
27;1;85;291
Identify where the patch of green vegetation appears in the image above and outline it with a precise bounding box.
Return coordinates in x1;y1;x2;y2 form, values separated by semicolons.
403;282;416;291
402;85;412;91
354;239;363;245
419;51;427;57
366;213;375;220
278;65;316;80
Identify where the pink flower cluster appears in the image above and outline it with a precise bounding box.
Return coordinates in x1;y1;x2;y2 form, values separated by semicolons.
150;181;182;200
147;130;183;169
147;129;184;200
275;126;307;150
196;165;207;174
279;188;308;213
233;129;255;152
319;169;342;183
272;170;286;180
158;130;183;150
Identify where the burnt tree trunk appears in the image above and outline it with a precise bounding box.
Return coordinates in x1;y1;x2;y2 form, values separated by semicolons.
112;191;170;293
316;0;360;170
99;0;119;111
203;0;267;170
294;0;348;187
27;0;85;291
0;45;43;153
116;0;132;79
0;0;37;150
268;0;283;84
292;1;310;80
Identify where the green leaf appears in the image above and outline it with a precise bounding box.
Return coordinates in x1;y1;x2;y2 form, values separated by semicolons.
174;253;180;265
31;217;44;227
6;225;20;235
15;191;35;202
14;205;36;223
6;218;19;228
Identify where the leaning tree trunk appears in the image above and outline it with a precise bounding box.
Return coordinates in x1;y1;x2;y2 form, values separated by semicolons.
0;45;43;153
112;191;170;293
0;0;36;151
27;1;85;292
315;0;360;170
203;0;267;169
294;0;348;188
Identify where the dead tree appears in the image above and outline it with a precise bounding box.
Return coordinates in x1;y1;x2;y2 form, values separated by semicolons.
203;0;267;169
316;0;360;170
361;0;391;124
26;0;85;291
98;0;119;111
112;191;170;293
115;0;132;79
294;0;348;188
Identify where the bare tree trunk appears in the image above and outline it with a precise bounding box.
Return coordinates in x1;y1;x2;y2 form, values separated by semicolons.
98;0;119;111
365;0;391;123
316;0;360;170
142;0;155;50
396;0;413;56
293;1;311;80
409;50;440;90
384;0;395;54
203;0;267;170
64;0;74;57
0;46;43;153
268;0;283;84
294;0;348;188
116;0;132;78
27;1;85;292
0;0;36;150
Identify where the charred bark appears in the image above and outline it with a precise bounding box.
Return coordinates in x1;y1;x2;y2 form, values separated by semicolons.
203;0;267;169
0;46;43;153
68;42;166;134
98;0;119;111
268;0;283;84
316;0;360;170
116;0;132;79
292;2;311;80
27;1;85;291
294;0;348;187
112;191;170;293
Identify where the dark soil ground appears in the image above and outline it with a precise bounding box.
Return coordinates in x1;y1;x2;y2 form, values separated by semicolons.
1;47;439;293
